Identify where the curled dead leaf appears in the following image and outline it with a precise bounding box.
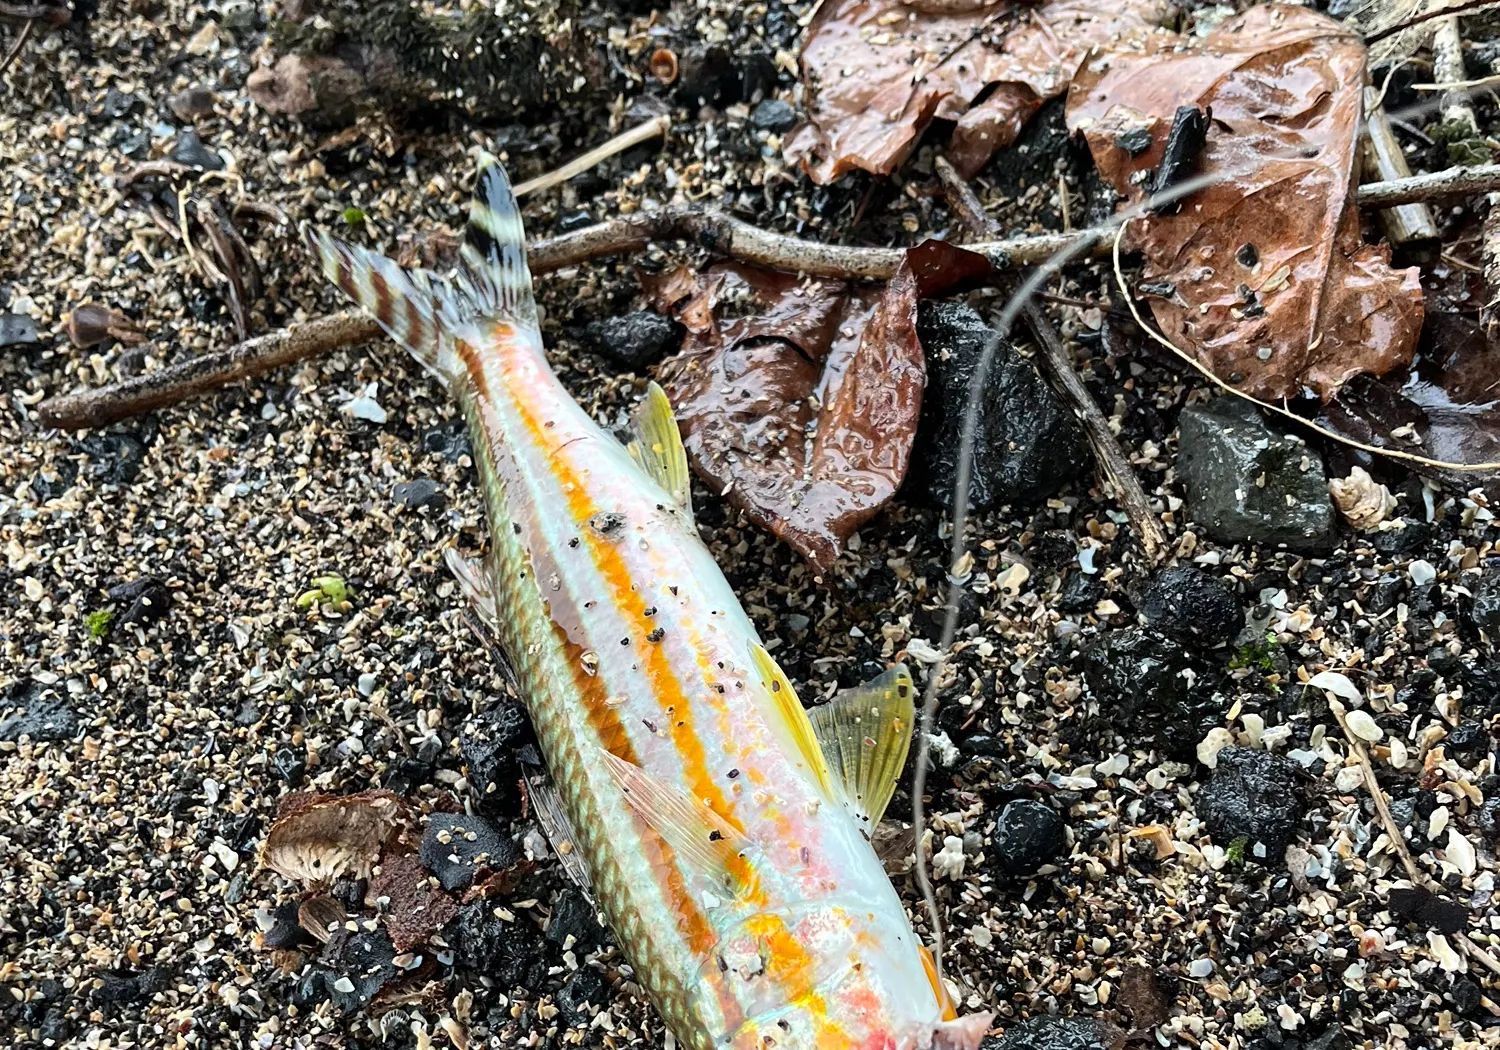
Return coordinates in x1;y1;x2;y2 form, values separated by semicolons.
1066;5;1424;402
654;243;988;571
787;0;1170;182
259;789;412;887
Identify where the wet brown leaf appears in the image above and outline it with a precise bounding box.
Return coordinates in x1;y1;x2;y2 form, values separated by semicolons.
656;247;992;571
1317;312;1500;483
259;789;412;888
1066;6;1424;402
786;0;1170;183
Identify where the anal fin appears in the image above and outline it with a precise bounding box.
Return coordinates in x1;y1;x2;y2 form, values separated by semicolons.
599;748;752;900
445;546;499;629
628;382;694;521
522;762;595;905
808;664;915;835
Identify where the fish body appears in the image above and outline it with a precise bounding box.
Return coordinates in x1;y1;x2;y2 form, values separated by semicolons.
306;158;990;1050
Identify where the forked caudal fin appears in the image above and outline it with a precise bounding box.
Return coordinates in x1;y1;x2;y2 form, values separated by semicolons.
301;153;538;386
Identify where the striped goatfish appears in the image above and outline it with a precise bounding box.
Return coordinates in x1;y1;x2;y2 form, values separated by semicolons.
305;156;992;1050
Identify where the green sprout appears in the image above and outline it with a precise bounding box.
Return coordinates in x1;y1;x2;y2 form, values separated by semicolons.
83;608;113;639
342;206;366;227
1225;835;1249;866
1229;631;1278;673
296;574;352;612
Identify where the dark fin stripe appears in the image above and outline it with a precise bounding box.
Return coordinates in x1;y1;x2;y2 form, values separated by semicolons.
459;154;538;328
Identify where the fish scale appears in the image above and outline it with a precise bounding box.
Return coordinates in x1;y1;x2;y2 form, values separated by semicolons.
305;155;991;1050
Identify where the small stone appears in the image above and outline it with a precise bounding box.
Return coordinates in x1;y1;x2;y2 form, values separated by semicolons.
1388;885;1468;933
674;43;777;108
917;302;1087;510
988;799;1065;876
1177;397;1335;552
556;967;609;1021
109;577;171;626
79;432;148;484
357;672;378;697
419;813;518;891
393;477;445;510
0;682;77;743
983;1016;1110;1050
1197;747;1305;861
170;127;225;170
1139;566;1242;646
547;887;607;954
1113;126;1154;156
1344;709;1382;743
273;746;308;786
260;901;310;949
451;900;550;988
750;98;797;132
1470;566;1500;638
347;386;387;423
168;85;216;122
1083;628;1220;759
584;312;681;371
1409;559;1437;586
95;87;142;121
0;313;41;348
1446;720;1487;753
558;210;595;232
1058;571;1103;612
460;701;532;814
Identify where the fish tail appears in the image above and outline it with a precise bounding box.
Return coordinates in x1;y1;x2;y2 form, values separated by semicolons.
301;153;538;386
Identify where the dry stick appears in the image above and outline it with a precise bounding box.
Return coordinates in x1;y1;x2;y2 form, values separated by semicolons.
513;115;671;198
932;156;1169;564
1327;701;1500;977
0;15;34;79
37;164;1500;431
1433;15;1481;133
1361;88;1441;247
37;311;381;430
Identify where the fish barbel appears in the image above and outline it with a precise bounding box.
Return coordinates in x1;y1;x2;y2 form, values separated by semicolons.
306;156;991;1050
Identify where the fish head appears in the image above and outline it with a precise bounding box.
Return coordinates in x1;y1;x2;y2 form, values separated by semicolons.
713;901;991;1050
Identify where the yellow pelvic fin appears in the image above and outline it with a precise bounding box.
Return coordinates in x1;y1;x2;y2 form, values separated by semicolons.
920;944;958;1021
808;664;915;834
751;643;836;800
627;382;694;522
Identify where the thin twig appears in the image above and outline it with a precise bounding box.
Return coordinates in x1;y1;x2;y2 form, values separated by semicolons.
513;115;671;198
1327;699;1500;975
1433;16;1480;133
0;2;67;25
0;15;34;79
38;164;1500;431
36;311;381;430
1328;700;1425;885
934;156;1168;564
1361;88;1440;247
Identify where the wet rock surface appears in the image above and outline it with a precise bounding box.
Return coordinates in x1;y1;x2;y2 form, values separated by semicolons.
1177;398;1335;551
0;312;41;347
419;813;518;891
0;682;78;743
1140;566;1242;646
1082;628;1220;759
989;799;1066;876
584;311;681;371
393;477;445;510
983;1016;1111;1050
1197;748;1305;862
916;301;1087;510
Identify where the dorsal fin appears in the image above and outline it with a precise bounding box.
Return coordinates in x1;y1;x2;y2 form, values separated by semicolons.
750;643;836;800
303;153;538;388
628;382;694;520
599;748;753;900
808;665;915;835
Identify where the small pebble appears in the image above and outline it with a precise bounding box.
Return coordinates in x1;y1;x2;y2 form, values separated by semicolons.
1345;709;1383;743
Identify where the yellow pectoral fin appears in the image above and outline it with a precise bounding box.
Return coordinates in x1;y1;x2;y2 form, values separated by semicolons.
808;664;916;834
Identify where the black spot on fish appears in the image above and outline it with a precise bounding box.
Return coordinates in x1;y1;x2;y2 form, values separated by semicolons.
709;830;723;842
727;768;740;779
644;606;657;617
512;522;521;534
568;537;580;548
647;627;665;643
588;511;625;536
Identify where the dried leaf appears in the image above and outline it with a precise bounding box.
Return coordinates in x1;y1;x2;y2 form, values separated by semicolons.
259;789;412;888
787;0;1170;183
370;852;461;951
1067;5;1424;402
1316;312;1500;482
